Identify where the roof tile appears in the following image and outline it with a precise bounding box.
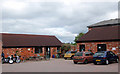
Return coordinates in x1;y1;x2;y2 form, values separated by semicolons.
77;25;120;42
1;33;62;47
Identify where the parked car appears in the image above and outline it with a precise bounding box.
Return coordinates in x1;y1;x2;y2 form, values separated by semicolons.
93;51;119;65
73;51;94;64
64;51;77;60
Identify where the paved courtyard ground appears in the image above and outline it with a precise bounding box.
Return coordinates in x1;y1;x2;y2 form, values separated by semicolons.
2;59;119;72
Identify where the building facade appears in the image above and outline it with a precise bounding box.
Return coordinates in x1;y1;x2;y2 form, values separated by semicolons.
77;41;120;54
76;19;120;57
1;33;62;60
0;41;2;61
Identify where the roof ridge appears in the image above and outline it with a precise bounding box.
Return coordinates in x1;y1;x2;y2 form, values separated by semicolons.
88;18;120;28
1;33;55;37
2;33;62;47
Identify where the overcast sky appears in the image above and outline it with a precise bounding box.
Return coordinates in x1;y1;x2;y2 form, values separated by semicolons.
1;0;118;43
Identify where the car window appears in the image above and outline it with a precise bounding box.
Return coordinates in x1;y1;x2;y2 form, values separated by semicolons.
85;52;93;56
71;51;77;53
107;52;110;55
90;53;94;56
75;52;83;56
85;53;90;56
110;51;115;56
93;52;105;57
66;51;71;53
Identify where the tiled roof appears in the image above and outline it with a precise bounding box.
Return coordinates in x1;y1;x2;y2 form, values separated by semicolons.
88;18;120;28
77;25;120;42
1;33;62;47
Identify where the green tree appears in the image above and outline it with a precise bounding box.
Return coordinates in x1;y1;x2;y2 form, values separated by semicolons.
74;32;85;43
61;43;71;53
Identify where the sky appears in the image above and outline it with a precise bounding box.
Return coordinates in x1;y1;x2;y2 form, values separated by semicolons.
1;0;118;43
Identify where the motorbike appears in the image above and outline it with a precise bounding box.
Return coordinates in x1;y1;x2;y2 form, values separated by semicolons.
13;55;21;63
2;56;14;64
2;55;21;64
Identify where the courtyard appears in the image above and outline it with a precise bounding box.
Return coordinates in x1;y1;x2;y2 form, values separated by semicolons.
2;58;119;72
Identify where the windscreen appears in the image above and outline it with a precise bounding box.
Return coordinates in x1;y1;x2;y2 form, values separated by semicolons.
93;52;105;57
71;51;77;53
66;51;71;54
75;52;83;56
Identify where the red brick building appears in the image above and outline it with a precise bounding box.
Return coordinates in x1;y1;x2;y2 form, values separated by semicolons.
0;40;2;61
1;33;62;60
71;45;77;51
76;19;120;56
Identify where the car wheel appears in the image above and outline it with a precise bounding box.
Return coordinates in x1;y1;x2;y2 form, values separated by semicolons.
71;56;74;60
16;59;21;63
74;61;77;64
94;62;97;65
84;59;88;64
105;60;109;65
2;60;4;64
64;58;67;60
9;60;14;64
116;58;119;63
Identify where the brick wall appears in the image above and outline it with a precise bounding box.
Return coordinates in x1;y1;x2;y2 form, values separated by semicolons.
2;46;60;60
3;47;36;60
71;45;77;51
77;41;120;55
118;42;120;59
0;41;2;61
50;47;57;58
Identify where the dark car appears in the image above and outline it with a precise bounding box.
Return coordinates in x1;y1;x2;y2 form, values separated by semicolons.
93;51;119;65
73;51;94;64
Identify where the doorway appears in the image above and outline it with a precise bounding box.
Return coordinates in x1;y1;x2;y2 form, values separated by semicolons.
45;47;51;58
97;44;106;52
79;45;85;52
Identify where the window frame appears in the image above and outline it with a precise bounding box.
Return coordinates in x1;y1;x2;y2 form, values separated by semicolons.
85;52;90;56
35;47;43;54
109;51;115;56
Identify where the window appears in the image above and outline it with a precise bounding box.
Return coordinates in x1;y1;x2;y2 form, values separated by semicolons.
66;51;71;53
75;52;83;56
107;52;110;56
110;51;115;56
71;51;77;53
57;47;60;50
35;47;43;54
97;44;106;51
94;52;105;57
79;45;85;52
85;54;89;56
90;53;94;56
57;47;60;53
85;53;90;56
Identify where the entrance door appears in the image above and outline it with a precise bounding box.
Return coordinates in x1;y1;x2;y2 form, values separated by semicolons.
79;45;85;52
46;47;51;58
97;44;106;52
